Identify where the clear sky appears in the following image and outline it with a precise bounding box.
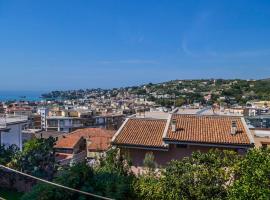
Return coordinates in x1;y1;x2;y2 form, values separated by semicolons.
0;0;270;91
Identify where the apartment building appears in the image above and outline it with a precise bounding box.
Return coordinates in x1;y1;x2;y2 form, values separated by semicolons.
94;113;124;130
46;116;84;132
37;107;49;130
250;128;270;148
0;115;29;150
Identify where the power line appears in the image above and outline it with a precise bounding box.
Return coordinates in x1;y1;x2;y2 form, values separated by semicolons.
0;165;114;200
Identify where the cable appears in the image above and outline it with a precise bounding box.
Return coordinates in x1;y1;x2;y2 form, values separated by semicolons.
0;165;113;200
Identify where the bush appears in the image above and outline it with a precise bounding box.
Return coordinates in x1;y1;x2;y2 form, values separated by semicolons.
228;148;270;200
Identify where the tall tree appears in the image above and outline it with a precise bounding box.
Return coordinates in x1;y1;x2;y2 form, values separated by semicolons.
9;137;56;179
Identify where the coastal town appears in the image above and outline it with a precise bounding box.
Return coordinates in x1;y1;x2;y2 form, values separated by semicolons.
0;78;270;199
1;0;270;199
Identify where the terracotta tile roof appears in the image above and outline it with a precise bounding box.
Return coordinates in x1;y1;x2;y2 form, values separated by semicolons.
55;153;73;161
113;118;167;148
54;128;115;151
165;114;251;145
54;135;81;149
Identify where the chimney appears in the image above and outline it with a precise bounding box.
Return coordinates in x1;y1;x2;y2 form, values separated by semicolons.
171;119;176;132
231;120;237;135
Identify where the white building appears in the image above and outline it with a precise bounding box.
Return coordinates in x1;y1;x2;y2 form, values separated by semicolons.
37;107;49;130
0;115;29;150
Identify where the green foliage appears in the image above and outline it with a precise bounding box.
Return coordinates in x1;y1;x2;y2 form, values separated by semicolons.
134;150;240;200
10;137;56;179
155;98;174;107
0;144;18;165
228;148;270;200
147;95;156;102
133;174;163;200
22;148;135;200
93;148;134;199
175;98;186;107
98;148;132;176
162;150;239;200
20;148;270;200
0;187;23;200
143;152;157;171
21;163;94;200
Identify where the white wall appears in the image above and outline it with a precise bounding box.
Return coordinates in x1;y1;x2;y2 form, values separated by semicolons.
1;123;23;150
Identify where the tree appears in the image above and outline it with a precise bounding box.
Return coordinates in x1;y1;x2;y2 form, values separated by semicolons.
134;152;162;200
9;137;56;179
160;150;239;200
175;98;186;107
0;144;18;165
133;174;163;200
22;148;135;200
228;148;270;200
0;144;19;188
134;150;240;200
143;152;157;172
93;148;135;199
21;163;95;200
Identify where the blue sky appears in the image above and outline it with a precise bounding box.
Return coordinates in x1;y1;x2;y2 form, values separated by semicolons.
0;0;270;91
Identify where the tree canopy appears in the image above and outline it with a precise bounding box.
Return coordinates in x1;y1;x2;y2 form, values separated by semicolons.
9;137;56;179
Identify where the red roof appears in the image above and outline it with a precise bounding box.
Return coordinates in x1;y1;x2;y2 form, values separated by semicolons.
112;114;253;148
55;153;73;161
112;118;167;148
54;135;81;149
165;115;251;145
54;128;115;151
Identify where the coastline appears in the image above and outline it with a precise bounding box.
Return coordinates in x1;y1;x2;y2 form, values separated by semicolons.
0;91;44;101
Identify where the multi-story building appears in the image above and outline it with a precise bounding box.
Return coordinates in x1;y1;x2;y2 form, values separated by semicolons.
250;128;270;148
6;104;33;117
37;107;49;130
94;113;124;130
245;115;270;128
46;116;84;132
0;115;29;150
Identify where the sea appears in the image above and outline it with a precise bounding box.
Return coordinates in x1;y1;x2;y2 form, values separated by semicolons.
0;91;45;102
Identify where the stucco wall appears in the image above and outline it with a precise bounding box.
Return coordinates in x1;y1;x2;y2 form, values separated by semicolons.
1;124;23;150
121;144;236;167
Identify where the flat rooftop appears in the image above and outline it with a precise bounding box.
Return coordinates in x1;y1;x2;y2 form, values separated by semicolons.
135;111;170;119
176;107;243;116
0;115;28;125
47;116;80;119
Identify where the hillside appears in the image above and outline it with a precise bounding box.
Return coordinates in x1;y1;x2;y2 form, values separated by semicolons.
42;79;270;106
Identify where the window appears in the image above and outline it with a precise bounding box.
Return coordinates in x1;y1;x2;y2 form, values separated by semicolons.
176;144;188;148
262;143;268;149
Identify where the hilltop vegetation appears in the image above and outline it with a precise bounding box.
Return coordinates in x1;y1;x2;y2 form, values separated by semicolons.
42;79;270;106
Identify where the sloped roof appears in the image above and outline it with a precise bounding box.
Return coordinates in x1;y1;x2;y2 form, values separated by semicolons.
54;134;82;149
164;114;251;145
73;128;115;152
54;128;115;151
112;118;168;149
112;114;253;148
